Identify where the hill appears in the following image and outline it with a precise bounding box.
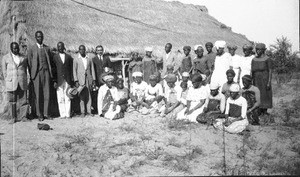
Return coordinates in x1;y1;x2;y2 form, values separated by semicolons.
0;0;251;55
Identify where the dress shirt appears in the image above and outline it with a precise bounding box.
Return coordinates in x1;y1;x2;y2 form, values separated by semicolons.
59;53;65;64
11;53;20;65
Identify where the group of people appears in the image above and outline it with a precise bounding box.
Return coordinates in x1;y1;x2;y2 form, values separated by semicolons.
1;30;273;134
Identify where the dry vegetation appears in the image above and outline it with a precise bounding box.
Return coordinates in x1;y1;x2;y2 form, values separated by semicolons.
0;77;300;176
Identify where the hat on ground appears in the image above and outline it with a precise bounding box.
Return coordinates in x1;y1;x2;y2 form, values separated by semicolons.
214;40;226;49
66;87;78;99
229;83;240;92
209;83;219;90
182;72;190;77
165;74;177;83
37;123;51;131
132;71;143;77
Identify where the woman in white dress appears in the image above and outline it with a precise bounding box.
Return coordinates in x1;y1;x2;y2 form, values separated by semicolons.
240;44;255;87
176;74;208;122
228;44;242;83
210;40;231;87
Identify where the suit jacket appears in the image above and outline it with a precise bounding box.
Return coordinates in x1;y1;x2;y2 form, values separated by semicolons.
1;53;28;91
27;43;54;80
92;54;112;86
53;53;73;87
158;51;177;76
73;54;96;86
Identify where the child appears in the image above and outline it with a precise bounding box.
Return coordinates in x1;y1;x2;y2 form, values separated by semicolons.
196;83;226;124
180;46;192;74
159;74;182;117
141;75;164;114
129;71;148;112
116;78;129;117
181;72;192;88
128;52;143;83
214;83;249;134
176;74;208;122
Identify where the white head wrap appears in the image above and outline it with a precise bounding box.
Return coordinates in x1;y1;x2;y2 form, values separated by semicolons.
145;47;153;52
182;72;190;77
214;40;226;49
132;71;143;77
209;83;219;90
229;83;240;92
103;75;114;82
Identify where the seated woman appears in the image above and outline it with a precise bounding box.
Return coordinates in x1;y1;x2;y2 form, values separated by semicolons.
97;74;122;120
116;78;129;117
141;75;164;114
221;69;238;100
213;83;249;134
129;71;148;112
241;75;261;125
176;74;208;122
196;83;226;124
159;74;182;117
180;72;192;88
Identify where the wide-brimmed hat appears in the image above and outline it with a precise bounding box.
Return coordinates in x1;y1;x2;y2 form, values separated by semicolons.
66;87;78;99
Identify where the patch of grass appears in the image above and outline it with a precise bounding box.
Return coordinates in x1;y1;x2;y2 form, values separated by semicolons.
42;165;57;177
167;137;182;148
166;118;197;131
119;123;136;133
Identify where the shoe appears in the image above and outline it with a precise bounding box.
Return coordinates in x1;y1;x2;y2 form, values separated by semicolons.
60;116;66;119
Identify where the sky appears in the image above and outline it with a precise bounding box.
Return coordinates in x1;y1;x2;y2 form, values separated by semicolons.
165;0;299;52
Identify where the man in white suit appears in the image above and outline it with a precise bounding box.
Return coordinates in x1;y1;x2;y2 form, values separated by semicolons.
2;42;30;123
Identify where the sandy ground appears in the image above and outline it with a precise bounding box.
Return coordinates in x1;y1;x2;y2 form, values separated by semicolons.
1;80;300;176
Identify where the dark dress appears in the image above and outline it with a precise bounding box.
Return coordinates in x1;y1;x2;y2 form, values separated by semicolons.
251;55;273;109
143;56;157;84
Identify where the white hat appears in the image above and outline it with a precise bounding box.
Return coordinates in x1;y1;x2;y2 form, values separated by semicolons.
103;75;114;82
182;72;190;77
145;47;153;52
132;71;143;77
209;83;219;90
229;83;240;92
214;40;226;49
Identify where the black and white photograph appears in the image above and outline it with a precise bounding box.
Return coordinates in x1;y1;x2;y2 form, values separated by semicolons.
0;0;299;176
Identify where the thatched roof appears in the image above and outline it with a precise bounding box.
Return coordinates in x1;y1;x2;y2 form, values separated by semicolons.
0;0;251;55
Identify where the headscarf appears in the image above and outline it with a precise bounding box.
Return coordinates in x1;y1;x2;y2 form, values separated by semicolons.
103;75;114;82
209;83;219;90
242;44;253;50
183;46;191;51
145;47;153;52
132;71;143;77
182;72;190;77
227;44;237;50
226;69;236;76
165;74;177;83
242;74;252;82
205;42;213;47
191;74;202;83
214;40;226;49
255;43;266;49
229;83;240;92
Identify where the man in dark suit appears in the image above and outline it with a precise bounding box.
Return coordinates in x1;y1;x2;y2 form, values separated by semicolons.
2;42;30;123
27;31;55;121
91;45;112;114
73;45;96;117
53;42;73;118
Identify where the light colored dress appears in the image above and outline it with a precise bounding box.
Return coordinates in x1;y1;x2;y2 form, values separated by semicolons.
130;81;148;102
230;54;242;83
211;52;231;87
176;85;209;122
214;96;249;134
159;85;182;114
240;55;255;86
